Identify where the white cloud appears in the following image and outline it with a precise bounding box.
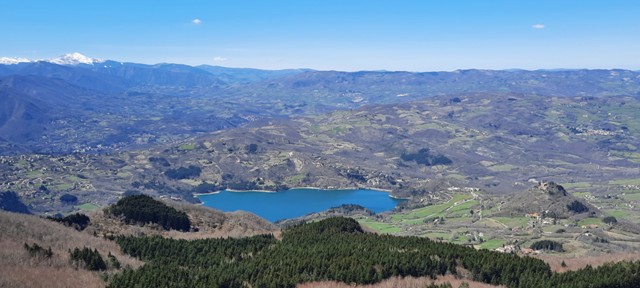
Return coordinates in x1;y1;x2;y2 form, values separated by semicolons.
213;56;227;62
532;24;545;29
192;19;202;25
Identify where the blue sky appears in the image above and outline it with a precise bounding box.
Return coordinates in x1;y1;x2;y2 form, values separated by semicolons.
1;0;639;71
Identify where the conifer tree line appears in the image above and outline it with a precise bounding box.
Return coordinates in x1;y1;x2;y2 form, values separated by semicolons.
69;247;107;271
529;240;564;252
105;195;191;231
24;242;53;258
107;217;640;287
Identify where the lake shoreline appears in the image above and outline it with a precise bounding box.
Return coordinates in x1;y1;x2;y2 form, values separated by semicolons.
194;186;398;197
196;187;405;222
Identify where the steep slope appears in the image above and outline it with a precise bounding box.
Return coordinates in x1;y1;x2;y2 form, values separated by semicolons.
0;191;31;214
0;85;48;143
0;210;142;288
0;196;279;287
0;74;107;108
0;75;109;145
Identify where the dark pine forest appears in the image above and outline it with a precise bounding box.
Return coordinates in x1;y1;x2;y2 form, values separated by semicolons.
109;217;640;288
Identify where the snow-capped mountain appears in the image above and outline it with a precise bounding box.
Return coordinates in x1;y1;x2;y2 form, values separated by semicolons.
0;53;105;66
47;52;104;65
0;57;31;65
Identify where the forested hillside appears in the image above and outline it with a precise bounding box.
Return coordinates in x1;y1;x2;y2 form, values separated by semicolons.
109;217;640;288
105;195;191;231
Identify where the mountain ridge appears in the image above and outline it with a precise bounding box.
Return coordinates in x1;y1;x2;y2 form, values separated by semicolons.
2;56;639;154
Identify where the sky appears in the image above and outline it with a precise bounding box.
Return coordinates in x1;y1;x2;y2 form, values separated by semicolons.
1;0;639;71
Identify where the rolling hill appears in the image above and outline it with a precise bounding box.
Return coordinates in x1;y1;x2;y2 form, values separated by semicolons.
1;55;640;154
1;92;639;216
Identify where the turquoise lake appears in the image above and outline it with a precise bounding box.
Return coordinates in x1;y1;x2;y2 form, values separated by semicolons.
198;188;405;222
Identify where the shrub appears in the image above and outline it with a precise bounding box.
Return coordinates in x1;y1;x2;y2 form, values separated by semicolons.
246;143;259;154
59;194;78;204
566;200;589;213
602;216;617;225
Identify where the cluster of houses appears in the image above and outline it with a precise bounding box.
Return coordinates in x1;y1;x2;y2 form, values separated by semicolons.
159;195;183;201
525;212;556;226
495;244;542;255
495;244;539;255
567;126;619;136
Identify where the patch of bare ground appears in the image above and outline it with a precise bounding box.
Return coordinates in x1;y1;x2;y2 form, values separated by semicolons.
538;253;640;272
85;201;280;240
0;211;141;288
297;275;504;288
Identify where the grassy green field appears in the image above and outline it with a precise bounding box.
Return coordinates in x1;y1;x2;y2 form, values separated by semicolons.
478;239;507;250
358;219;401;234
577;217;604;227
487;164;516;172
605;209;632;219
392;203;450;221
609;179;640;186
75;203;101;212
349;173;640;257
27;170;44;178
178;143;197;151
391;193;476;222
622;191;640;201
451;234;471;245
399;218;426;225
285;174;305;183
50;183;74;190
448;200;478;214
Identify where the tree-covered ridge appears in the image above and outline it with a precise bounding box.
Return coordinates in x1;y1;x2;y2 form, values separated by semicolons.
47;213;90;230
106;217;638;288
106;195;191;231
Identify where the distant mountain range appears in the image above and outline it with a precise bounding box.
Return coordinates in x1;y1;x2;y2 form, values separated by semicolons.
1;53;640;154
0;53;304;87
